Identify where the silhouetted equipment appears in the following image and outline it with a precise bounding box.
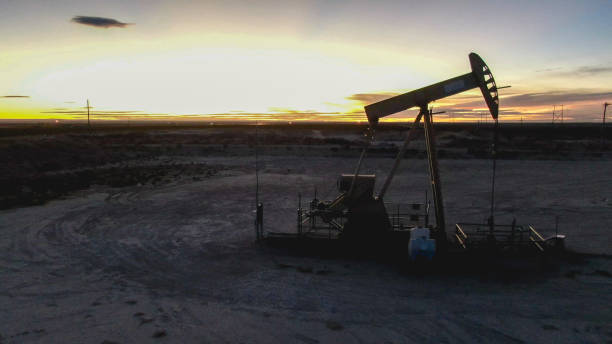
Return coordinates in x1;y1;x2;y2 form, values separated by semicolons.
86;99;91;127
255;203;263;241
603;102;610;148
363;52;501;249
365;53;499;127
264;53;560;259
254;122;263;241
552;105;564;125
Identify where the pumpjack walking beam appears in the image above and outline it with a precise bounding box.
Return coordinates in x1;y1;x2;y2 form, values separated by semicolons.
363;52;499;241
365;53;498;126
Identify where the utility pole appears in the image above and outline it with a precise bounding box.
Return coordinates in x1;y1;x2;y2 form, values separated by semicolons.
86;99;91;128
603;102;610;149
551;104;564;125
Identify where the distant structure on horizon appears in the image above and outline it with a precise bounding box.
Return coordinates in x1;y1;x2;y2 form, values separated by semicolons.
86;99;92;127
603;102;609;147
603;102;609;129
552;105;564;125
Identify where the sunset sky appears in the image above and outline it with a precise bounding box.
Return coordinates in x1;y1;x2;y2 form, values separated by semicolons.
1;0;611;123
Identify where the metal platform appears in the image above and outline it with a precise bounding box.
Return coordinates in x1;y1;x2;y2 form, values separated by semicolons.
455;222;550;252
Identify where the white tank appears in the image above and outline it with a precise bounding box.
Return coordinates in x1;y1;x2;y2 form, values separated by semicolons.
408;227;436;261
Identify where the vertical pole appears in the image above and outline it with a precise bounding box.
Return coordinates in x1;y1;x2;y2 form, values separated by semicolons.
603;103;609;149
422;105;447;247
561;105;564;124
489;118;499;236
312;187;317;229
254;121;261;241
256;203;263;240
348;148;367;198
604;103;608;130
425;190;429;227
255;121;259;207
378;112;423;199
397;204;400;229
297;193;302;236
348;125;374;199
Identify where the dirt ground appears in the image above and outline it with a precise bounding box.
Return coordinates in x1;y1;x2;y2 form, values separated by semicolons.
1;126;611;343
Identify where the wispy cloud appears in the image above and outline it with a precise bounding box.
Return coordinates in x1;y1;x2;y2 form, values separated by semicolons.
71;16;131;28
1;95;29;98
342;88;612;122
495;90;612;107
567;66;612;76
268;107;341;116
345;92;401;105
535;67;562;73
416;89;612;109
538;65;612;77
41;110;142;114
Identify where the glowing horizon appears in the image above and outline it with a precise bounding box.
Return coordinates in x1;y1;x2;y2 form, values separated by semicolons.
2;1;611;123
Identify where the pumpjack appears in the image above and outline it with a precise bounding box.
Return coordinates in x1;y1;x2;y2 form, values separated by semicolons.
263;52;563;259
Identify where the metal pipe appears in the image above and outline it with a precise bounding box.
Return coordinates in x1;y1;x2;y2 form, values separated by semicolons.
377;112;423;200
422;106;447;245
347;135;371;198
